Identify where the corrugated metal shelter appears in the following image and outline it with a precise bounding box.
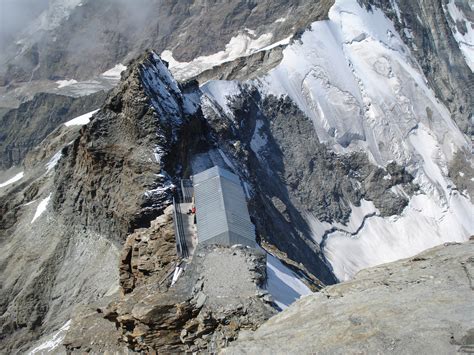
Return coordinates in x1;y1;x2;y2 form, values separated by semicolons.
193;166;256;248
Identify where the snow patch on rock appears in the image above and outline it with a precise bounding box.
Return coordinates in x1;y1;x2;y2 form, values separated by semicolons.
64;109;99;126
56;79;78;88
101;64;127;79
201;80;242;119
162;31;291;81
28;320;71;354
46;151;62;172
31;194;52;224
0;171;24;188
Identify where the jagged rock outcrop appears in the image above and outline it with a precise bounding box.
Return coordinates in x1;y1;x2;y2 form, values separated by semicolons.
119;206;179;294
223;238;474;354
64;240;276;353
0;90;107;169
449;150;474;198
104;245;275;353
0;52;204;353
52;52;200;243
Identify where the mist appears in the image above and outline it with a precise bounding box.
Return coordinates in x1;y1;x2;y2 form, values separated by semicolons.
0;0;49;50
0;0;165;81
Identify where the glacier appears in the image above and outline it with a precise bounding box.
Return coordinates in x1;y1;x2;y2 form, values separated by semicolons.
201;0;474;281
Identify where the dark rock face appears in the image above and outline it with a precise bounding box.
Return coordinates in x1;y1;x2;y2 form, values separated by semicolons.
449;149;474;198
201;88;418;284
0;90;107;170
360;0;473;134
0;0;334;85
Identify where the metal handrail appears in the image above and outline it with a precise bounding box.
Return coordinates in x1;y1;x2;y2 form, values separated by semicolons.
172;194;189;258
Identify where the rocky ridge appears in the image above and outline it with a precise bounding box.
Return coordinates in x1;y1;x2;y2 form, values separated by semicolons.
63;206;275;353
52;52;200;243
0;52;204;353
0;0;472;352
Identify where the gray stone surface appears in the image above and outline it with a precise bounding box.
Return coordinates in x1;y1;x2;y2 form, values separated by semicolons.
223;239;474;354
101;245;275;353
449;149;474;199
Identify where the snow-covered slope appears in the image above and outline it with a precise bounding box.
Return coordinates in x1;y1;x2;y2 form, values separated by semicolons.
202;0;474;281
266;253;312;310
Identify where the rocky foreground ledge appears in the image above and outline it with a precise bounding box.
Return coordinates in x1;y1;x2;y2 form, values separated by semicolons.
223;238;474;354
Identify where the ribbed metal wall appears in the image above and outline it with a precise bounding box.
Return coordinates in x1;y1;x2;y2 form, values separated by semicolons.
194;166;255;247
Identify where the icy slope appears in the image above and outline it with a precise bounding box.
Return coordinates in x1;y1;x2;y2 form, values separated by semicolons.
202;0;474;281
